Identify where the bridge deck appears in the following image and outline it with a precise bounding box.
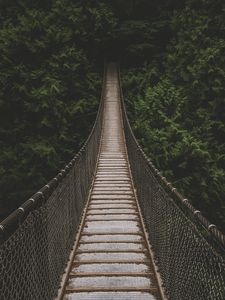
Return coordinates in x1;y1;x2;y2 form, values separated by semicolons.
62;64;162;299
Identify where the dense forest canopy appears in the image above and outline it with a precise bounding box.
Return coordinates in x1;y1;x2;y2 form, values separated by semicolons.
0;0;225;233
0;0;116;218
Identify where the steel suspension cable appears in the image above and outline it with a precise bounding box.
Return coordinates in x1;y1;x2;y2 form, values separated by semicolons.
118;65;225;300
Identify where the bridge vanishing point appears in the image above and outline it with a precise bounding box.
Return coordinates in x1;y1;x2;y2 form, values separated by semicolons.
0;63;225;300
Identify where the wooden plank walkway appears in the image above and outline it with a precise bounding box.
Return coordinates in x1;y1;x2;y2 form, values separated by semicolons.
60;63;163;300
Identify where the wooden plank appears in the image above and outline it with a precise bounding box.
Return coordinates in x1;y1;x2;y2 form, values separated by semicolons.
66;287;157;293
85;219;139;222
79;240;145;244
86;212;139;215
81;232;143;236
76;249;148;254
69;272;153;277
72;259;150;265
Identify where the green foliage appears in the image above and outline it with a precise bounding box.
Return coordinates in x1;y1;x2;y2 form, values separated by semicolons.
1;0;225;234
122;0;225;232
0;0;117;219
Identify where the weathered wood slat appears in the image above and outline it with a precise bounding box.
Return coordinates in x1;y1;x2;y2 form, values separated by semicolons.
60;63;163;300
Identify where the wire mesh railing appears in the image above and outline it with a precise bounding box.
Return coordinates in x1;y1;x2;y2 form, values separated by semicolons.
0;67;106;300
1;63;225;300
118;66;225;300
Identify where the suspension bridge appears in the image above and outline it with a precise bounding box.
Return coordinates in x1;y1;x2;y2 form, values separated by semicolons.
0;63;225;300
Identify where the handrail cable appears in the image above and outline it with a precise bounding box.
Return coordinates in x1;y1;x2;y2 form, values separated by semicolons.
118;65;225;250
0;64;106;243
118;64;225;300
0;63;224;300
0;64;106;300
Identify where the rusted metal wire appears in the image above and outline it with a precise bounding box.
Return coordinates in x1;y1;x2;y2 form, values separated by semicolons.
118;65;225;300
0;66;106;300
1;63;225;300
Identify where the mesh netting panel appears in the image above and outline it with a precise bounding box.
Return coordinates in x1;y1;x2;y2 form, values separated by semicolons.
122;99;225;300
0;74;104;299
0;209;50;299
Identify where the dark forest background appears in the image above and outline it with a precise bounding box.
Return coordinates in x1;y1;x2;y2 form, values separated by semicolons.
0;0;225;233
